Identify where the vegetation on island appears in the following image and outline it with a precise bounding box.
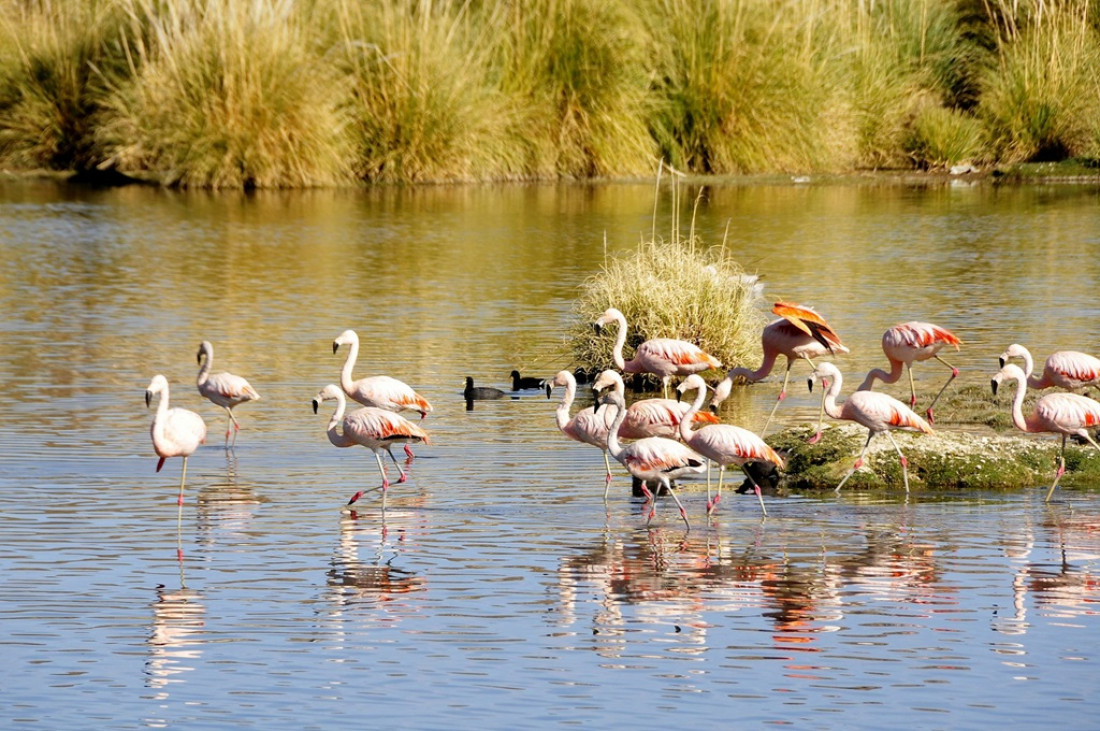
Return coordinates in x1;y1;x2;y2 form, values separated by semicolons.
2;0;1100;188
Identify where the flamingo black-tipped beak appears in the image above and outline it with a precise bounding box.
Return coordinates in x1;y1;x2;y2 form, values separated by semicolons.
708;404;718;414
545;383;552;399
332;342;340;355
346;491;363;506
998;356;1006;368
990;378;999;397
593;323;603;335
807;377;814;393
145;391;152;408
312;399;320;414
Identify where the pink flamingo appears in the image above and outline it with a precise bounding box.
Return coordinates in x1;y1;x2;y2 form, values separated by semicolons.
196;341;261;448
596;387;706;529
333;329;432;457
146;374;207;543
711;301;848;441
809;362;933;493
312;384;430;508
546;370;618;495
677;374;784;516
992;363;1100;501
999;343;1100;393
857;321;961;423
591;369;719;440
594;307;721;398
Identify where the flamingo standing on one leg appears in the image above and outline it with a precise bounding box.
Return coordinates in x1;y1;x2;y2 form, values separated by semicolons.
857;321;962;424
999;343;1100;394
545;370;617;495
711;301;848;442
809;362;933;493
196;341;261;448
677;374;784;516
590;369;719;440
312;384;430;508
593;307;721;398
595;388;706;529
992;363;1100;501
146;374;207;553
333;329;432;457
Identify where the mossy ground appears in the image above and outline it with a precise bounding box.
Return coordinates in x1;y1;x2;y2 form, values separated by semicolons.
762;384;1100;495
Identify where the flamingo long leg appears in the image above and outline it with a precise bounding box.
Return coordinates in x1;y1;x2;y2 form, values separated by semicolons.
801;355;828;444
602;451;615;500
883;431;910;493
384;446;409;483
836;431;875;492
176;457;188;558
650;477;691;529
761;362;794;436
924;355;960;423
739;465;768;516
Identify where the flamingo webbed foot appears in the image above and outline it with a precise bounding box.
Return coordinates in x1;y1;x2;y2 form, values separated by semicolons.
346;491;365;506
808;431;822;445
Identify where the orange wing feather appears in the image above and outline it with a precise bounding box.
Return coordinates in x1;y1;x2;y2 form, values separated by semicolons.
772;301;846;352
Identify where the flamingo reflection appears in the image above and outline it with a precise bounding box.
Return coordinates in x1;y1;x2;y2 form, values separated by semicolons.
145;583;206;697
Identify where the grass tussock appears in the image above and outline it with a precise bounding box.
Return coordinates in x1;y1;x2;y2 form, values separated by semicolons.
569;177;766;380
99;0;354;188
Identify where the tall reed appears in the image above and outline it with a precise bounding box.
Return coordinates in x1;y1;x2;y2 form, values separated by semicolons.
98;0;354;188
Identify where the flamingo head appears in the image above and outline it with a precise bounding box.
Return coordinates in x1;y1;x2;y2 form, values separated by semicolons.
312;384;344;413
332;329;357;355
593;307;623;335
145;374;168;408
998;343;1029;369
676;373;708;402
991;362;1026;397
196;340;212;365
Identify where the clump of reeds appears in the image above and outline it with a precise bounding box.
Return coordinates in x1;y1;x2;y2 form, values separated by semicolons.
978;0;1100;162
568;174;766;380
903;96;986;169
98;0;354;188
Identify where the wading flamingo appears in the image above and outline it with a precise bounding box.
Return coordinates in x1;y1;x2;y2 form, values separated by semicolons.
596;388;706;529
333;329;432;457
312;384;430;508
591;370;719;439
677;374;784;516
196;341;261;448
511;370;544;390
999;343;1100;394
992;363;1100;501
809;362;933;493
857;321;961;424
593;307;721;398
146;374;207;549
711;301;848;442
545;370;617;495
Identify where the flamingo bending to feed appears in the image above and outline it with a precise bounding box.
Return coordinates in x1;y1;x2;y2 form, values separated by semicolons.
711;300;848;442
999;343;1100;394
992;363;1100;501
196;341;261;448
596;388;706;529
809;362;933;493
147;375;207;544
312;384;430;508
857;321;961;424
591;369;719;440
333;329;432;457
545;370;617;495
593;307;721;398
677;374;784;516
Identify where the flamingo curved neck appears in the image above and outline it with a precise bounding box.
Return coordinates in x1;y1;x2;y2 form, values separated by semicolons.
603;400;627;462
608;311;628;372
678;386;706;443
821;373;844;420
339;337;360;392
197;349;212;385
731;347;779;382
1005;372;1032;433
859;359;904;390
325;392;355;448
556;376;577;431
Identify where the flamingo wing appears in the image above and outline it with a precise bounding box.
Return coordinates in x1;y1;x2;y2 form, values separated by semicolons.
637;338;721;371
202;371;260;406
887;322;961;351
690;424;785;469
1045;351;1100;385
1033;392;1100;433
344;407;430;446
846;391;933;434
566;406;613;447
157;407;207;457
352;375;433;415
623;438;705;478
771;301;846;353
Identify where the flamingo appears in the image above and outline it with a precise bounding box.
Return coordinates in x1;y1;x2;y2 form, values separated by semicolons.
333;329;432;457
146;375;207;547
596;388;706;529
677;374;784;516
312;384;430;508
545;369;617;495
591;369;719;441
999;343;1100;394
593;307;721;398
511;370;544;390
711;301;848;442
808;361;933;493
991;363;1100;501
195;341;261;448
857;321;962;424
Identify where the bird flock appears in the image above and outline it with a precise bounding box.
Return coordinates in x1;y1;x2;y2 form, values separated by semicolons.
145;303;1100;531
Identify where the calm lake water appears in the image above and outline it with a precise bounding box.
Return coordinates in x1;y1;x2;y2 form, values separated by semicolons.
2;177;1099;728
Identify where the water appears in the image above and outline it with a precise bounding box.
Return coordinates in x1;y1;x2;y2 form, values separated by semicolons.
1;178;1099;728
